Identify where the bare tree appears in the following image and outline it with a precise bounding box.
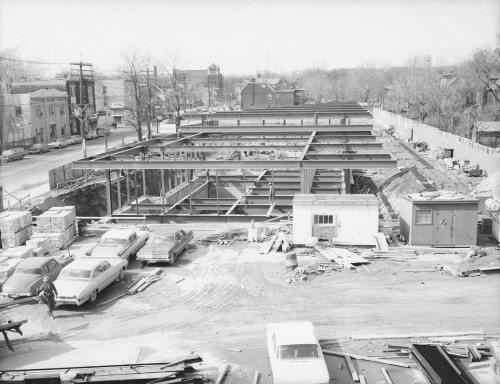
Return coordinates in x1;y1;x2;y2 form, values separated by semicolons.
302;65;330;102
120;49;154;142
158;54;186;132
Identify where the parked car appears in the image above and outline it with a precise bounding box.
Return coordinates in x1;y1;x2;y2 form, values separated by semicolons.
67;135;83;145
28;143;51;154
0;258;24;288
48;138;69;149
85;131;98;140
137;229;193;267
266;322;330;384
85;229;149;262
54;258;127;306
0;256;74;298
1;148;28;162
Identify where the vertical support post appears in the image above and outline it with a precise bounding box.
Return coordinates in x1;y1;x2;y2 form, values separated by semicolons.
301;119;303;125
105;169;112;215
135;171;139;215
237;120;240;126
168;169;172;191
343;169;351;194
283;120;286;125
161;170;166;215
314;112;318;125
116;170;121;210
216;169;219;215
188;170;192;215
142;169;147;196
126;170;130;203
263;120;265;126
0;186;3;211
328;119;331;125
243;169;247;215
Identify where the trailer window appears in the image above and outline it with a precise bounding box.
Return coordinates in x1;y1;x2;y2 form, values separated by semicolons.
415;210;432;224
313;215;334;224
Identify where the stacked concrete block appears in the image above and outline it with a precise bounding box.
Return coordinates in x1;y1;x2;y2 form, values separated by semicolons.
0;211;33;248
0;246;34;259
32;206;77;250
26;238;49;255
0;246;34;286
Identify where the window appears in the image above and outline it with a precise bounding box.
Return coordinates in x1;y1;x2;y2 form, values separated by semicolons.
49;124;56;138
101;262;110;271
93;266;104;278
36;105;42;116
47;261;58;271
104;96;108;106
313;215;334;224
15;106;22;116
103;86;107;94
60;104;65;114
415;209;432;224
267;94;272;101
70;85;76;98
61;124;66;136
49;104;54;115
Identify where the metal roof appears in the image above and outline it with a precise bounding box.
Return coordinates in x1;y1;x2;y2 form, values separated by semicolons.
293;194;378;205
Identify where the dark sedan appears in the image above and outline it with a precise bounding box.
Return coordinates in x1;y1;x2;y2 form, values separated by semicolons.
0;256;74;298
28;143;51;154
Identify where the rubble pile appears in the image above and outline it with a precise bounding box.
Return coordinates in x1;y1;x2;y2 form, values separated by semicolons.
282;261;338;284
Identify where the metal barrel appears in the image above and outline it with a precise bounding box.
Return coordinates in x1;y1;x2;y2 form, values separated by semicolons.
285;252;298;271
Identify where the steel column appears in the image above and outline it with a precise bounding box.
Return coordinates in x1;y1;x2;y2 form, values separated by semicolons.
216;170;219;215
142;169;147;196
116;170;121;210
105;169;112;215
126;170;130;203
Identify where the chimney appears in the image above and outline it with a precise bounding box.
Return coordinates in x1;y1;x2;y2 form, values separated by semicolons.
257;74;261;78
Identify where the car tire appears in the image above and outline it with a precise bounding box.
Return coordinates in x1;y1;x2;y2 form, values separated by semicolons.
141;261;148;269
89;290;98;303
118;269;124;280
38;150;42;154
169;253;175;265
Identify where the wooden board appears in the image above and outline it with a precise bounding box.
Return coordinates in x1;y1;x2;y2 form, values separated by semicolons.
322;349;411;368
345;355;360;383
259;235;277;254
374;233;389;251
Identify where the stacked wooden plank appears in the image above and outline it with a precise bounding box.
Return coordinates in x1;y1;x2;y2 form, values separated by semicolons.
26;238;49;255
0;354;204;383
316;247;369;270
258;232;291;254
0;246;34;286
0;211;32;248
32;206;77;250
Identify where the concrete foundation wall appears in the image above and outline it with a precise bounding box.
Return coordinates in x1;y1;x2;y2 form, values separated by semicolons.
374;108;500;176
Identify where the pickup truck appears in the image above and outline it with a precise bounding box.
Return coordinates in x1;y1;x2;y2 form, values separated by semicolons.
137;229;193;267
85;229;149;263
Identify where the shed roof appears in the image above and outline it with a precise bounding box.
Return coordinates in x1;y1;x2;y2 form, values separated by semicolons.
30;89;68;98
478;122;500;133
402;193;479;203
292;194;378;205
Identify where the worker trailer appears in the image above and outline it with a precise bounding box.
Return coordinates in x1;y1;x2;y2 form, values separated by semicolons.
292;194;379;246
400;193;479;247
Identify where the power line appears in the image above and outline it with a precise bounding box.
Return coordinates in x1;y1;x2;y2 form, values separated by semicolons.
0;56;69;65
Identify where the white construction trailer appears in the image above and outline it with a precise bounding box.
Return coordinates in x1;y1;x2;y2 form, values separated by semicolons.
292;194;379;246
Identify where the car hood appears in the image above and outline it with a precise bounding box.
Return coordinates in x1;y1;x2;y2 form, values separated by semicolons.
138;245;172;255
1;274;42;294
272;359;330;384
54;280;90;297
89;246;121;258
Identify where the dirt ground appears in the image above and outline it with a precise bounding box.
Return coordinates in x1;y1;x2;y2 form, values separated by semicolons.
1;231;499;383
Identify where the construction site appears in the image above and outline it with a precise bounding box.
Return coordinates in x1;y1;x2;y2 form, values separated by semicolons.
1;103;500;384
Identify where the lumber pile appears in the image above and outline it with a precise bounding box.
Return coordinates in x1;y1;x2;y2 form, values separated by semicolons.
259;232;292;254
0;246;35;286
0;211;32;248
316;246;369;269
32;206;77;250
96;268;164;307
0;354;205;383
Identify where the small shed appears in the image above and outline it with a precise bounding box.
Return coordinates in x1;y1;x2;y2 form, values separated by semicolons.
400;193;479;247
292;194;379;246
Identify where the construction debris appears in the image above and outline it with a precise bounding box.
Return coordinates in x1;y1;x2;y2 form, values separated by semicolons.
96;268;163;307
282;261;338;283
0;354;204;383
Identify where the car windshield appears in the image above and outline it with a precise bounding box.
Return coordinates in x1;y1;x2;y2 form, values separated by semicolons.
276;344;319;359
99;238;128;246
3;150;14;155
150;235;175;245
59;269;91;280
14;267;44;275
32;144;41;148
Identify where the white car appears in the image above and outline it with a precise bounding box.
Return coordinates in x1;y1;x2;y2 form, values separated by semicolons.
54;258;127;306
85;229;149;262
267;322;330;384
48;139;68;149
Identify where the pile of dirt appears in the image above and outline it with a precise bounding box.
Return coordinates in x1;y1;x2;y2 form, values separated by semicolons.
474;170;500;197
457;253;500;274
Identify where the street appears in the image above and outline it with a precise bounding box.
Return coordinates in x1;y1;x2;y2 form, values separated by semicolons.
0;128;139;207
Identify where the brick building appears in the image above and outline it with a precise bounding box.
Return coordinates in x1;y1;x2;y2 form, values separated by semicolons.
240;76;305;110
1;89;70;151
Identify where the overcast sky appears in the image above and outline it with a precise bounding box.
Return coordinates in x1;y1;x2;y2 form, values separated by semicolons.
0;0;499;77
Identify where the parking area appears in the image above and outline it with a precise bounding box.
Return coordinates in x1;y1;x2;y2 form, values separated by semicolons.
1;224;498;383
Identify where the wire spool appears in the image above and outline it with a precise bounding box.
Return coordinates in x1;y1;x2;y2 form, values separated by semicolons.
485;198;500;212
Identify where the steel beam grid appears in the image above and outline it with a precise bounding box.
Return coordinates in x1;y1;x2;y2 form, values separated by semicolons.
72;158;397;170
180;125;374;134
182;111;371;120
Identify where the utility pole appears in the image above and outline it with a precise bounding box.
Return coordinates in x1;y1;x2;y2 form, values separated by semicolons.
70;61;93;157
